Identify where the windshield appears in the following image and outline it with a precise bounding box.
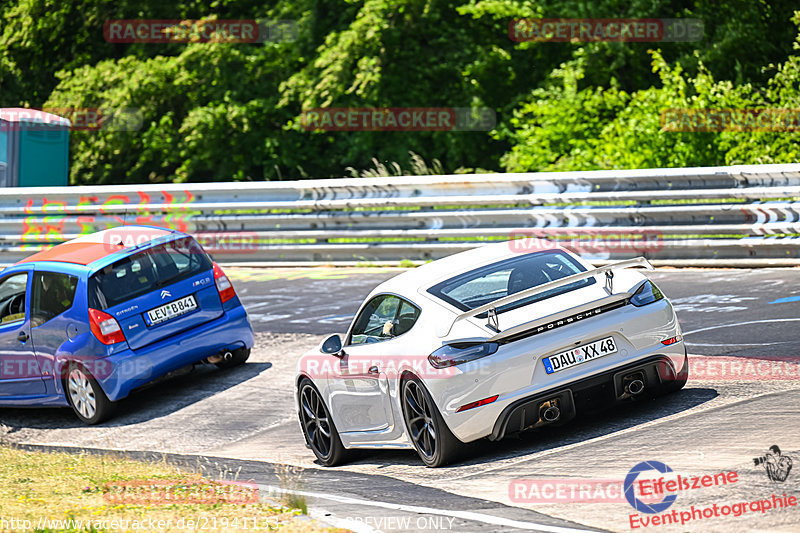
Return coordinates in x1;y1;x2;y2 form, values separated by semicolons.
427;251;594;316
88;237;212;309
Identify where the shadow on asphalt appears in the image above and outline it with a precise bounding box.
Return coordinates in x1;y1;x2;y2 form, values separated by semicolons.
0;362;273;430
344;386;719;469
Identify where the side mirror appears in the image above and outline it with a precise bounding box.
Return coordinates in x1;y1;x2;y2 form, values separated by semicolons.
320;334;343;357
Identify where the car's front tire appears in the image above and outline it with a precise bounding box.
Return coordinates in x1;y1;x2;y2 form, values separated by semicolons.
65;364;116;425
401;375;462;467
297;378;348;466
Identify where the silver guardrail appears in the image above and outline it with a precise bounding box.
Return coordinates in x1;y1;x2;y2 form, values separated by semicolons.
1;164;799;266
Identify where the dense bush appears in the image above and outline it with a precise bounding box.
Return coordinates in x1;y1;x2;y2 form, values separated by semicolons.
1;0;798;184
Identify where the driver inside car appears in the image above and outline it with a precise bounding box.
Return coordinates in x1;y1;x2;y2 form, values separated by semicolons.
31;274;74;327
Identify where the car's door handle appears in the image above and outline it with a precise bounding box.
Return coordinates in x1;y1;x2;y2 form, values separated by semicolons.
17;331;28;343
368;365;379;375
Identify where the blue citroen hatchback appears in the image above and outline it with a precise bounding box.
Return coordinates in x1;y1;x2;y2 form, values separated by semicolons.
0;225;254;424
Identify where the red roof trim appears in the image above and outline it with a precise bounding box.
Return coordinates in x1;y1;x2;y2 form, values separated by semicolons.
15;226;173;266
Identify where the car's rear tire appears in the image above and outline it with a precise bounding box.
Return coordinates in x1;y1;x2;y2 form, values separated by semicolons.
65;363;116;425
214;347;250;369
663;354;689;394
298;378;348;466
401;375;462;467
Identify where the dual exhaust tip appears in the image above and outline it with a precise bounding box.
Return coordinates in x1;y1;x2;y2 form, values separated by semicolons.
533;373;645;430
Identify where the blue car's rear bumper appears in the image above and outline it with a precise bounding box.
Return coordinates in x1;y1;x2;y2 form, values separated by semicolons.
97;305;254;401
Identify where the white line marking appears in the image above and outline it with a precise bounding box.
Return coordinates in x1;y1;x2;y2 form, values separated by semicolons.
308;507;382;533
686;342;789;347
441;386;799;483
259;484;594;533
683;318;800;336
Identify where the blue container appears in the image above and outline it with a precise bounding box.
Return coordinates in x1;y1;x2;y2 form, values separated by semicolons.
0;108;70;187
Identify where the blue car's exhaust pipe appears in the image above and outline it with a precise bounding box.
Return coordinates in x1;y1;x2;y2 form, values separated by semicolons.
206;350;233;364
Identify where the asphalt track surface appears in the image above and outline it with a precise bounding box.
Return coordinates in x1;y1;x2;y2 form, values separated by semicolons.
1;267;799;532
233;267;799;357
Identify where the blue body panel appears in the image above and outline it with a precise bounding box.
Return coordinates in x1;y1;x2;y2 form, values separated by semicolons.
0;229;254;408
97;303;252;401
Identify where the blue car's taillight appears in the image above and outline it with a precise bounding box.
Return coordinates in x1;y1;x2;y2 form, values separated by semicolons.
630;280;664;307
213;262;236;303
428;342;499;369
89;308;126;345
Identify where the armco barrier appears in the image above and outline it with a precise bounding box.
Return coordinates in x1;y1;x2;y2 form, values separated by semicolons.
2;164;800;266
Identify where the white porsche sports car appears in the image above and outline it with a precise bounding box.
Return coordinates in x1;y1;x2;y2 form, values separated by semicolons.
295;239;687;467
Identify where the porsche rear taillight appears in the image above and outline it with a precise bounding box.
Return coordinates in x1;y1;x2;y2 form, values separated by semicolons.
89;308;125;345
213;262;236;303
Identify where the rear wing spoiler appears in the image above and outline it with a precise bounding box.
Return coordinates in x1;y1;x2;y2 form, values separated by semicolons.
438;257;654;337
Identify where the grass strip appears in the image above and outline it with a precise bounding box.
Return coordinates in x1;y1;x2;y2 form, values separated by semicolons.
0;445;338;532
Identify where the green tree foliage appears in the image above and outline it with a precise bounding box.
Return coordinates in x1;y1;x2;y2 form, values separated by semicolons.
0;0;798;184
500;13;800;172
0;0;274;106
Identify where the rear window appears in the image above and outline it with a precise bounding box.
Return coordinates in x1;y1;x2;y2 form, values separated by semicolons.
427;250;594;316
88;237;212;309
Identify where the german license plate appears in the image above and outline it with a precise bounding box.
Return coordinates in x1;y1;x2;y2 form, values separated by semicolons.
145;295;197;326
542;336;617;374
